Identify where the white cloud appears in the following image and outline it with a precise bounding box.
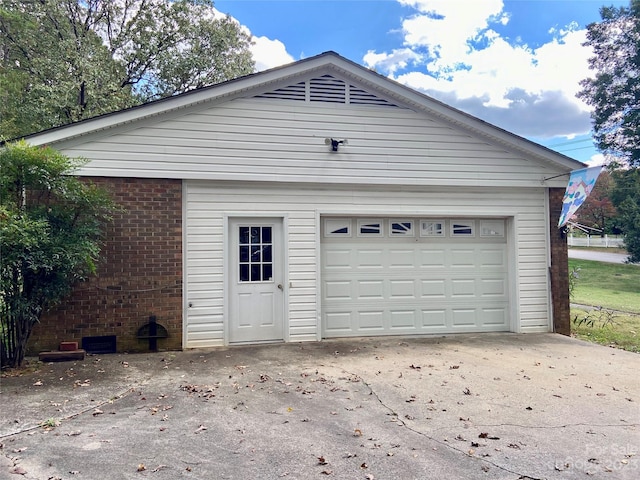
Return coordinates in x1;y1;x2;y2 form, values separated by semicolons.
398;0;506;73
586;153;607;167
363;49;422;74
250;36;295;72
365;0;595;139
212;7;294;72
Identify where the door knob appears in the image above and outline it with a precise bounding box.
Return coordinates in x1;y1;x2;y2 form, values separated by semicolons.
277;284;283;290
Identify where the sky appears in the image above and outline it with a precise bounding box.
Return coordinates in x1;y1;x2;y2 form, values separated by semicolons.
213;0;629;165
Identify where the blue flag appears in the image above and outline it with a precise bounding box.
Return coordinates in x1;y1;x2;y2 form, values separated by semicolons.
558;166;603;228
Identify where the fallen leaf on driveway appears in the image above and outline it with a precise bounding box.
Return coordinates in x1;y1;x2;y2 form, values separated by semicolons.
10;466;27;475
92;409;103;416
478;433;500;440
33;381;42;386
137;464;146;472
317;456;328;465
195;425;207;433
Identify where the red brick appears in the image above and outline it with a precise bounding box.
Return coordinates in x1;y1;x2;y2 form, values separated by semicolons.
28;178;183;354
549;188;570;335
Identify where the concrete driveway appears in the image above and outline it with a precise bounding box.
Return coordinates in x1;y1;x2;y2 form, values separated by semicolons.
568;248;632;264
1;334;639;479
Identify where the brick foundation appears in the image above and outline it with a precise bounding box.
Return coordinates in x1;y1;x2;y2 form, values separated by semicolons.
28;178;183;354
549;187;570;335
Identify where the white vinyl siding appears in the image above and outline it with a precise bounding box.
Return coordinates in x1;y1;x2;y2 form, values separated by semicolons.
55;98;569;188
184;181;551;348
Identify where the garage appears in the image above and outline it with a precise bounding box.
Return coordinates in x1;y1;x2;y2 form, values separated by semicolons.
321;217;511;337
25;52;577;352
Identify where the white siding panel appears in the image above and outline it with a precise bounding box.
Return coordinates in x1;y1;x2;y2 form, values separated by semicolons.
58;99;569;187
184;182;552;348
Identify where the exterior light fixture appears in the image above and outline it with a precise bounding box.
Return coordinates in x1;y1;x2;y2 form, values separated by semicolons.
325;138;348;152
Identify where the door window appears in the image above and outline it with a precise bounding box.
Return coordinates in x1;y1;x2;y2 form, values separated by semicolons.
238;226;273;282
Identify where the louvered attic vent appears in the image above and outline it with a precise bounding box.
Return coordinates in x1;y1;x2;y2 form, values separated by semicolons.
255;75;400;107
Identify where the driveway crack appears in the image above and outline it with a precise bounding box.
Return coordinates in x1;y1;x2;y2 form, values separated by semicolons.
344;369;547;480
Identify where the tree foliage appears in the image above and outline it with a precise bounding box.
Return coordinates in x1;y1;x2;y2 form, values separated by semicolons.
578;0;640;167
609;169;640;263
571;170;618;234
0;0;254;139
0;142;116;368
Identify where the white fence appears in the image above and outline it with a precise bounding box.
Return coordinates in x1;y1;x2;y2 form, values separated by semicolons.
568;234;625;248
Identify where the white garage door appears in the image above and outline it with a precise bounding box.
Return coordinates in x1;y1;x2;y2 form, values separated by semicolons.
321;217;510;337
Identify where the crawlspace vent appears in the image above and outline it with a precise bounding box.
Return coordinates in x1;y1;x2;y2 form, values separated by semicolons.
255;75;400;108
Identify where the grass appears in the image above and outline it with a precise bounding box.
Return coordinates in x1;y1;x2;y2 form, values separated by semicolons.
569;258;640;352
571;309;640;353
568;258;640;314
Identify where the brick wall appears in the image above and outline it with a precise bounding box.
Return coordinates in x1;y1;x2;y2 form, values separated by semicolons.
28;178;183;354
549;187;570;335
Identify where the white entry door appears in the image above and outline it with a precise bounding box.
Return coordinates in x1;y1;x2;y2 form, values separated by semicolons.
229;218;284;343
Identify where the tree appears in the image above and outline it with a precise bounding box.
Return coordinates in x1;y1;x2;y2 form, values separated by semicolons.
579;1;640;262
570;170;618;234
609;169;640;263
578;0;640;167
1;142;116;368
0;0;254;139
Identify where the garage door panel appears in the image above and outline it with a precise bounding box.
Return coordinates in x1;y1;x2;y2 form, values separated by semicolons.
389;249;416;268
421;279;447;298
357;249;384;268
325;280;352;300
359;311;385;330
358;280;384;299
324;249;352;269
451;279;476;297
389;310;416;329
481;307;509;326
419;249;447;268
389;279;417;299
449;249;476;267
452;308;477;326
479;248;507;267
480;278;507;297
322;217;509;337
325;311;352;332
421;309;447;328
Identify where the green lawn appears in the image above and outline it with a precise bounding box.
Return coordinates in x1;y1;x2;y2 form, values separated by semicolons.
568;258;640;352
568;258;640;313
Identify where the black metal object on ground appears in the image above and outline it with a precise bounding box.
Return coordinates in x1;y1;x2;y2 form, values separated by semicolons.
136;316;168;352
82;335;117;354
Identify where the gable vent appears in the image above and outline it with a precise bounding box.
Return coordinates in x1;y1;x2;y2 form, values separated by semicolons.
255;75;400;108
256;81;307;101
310;75;346;103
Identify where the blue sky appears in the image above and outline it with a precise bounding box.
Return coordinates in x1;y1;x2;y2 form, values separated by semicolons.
214;0;627;164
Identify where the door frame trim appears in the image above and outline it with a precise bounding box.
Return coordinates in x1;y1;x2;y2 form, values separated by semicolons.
223;214;289;345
